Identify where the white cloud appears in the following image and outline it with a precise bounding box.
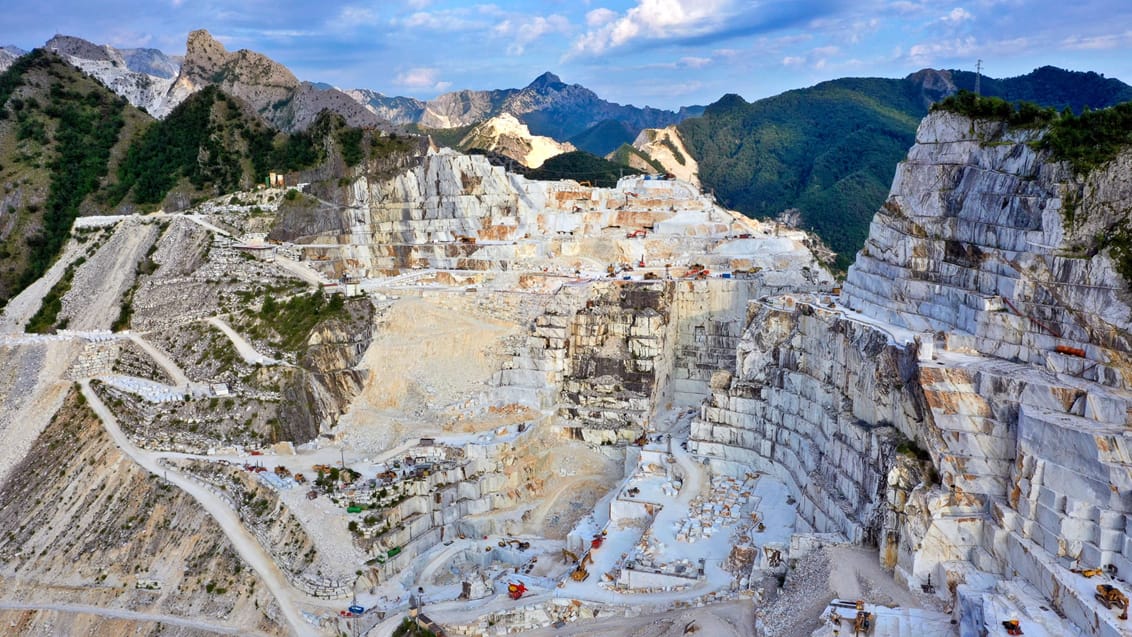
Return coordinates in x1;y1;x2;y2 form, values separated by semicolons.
493;14;570;55
586;8;617;27
782;55;804;66
679;56;711;68
1061;31;1132;50
395;67;448;90
338;5;380;26
940;7;973;24
907;35;978;65
402;9;484;31
569;0;736;56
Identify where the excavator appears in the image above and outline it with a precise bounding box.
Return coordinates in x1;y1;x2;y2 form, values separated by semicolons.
852;601;873;635
1001;619;1023;635
507;582;527;600
562;549;578;563
1096;584;1129;620
571;552;593;581
626;229;647;239
497;539;531;550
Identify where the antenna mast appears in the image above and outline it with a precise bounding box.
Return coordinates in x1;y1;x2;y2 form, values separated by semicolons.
975;59;983;95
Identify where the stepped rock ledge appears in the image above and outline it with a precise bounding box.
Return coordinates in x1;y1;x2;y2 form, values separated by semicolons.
692;110;1132;636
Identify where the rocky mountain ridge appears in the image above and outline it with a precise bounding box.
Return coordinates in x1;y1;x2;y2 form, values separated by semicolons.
44;35;181;116
367;71;699;148
456;113;575;168
172;29;384;132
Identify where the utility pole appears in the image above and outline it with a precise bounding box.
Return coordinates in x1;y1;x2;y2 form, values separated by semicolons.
975;59;983;95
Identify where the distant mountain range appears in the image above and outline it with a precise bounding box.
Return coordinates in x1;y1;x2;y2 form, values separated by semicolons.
4;31;1132;271
678;66;1132;268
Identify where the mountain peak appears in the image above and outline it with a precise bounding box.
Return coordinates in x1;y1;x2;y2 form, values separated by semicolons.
527;71;564;90
46;34;114;62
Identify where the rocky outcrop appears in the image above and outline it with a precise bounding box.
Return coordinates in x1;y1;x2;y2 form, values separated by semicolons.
279;299;374;440
148;30;385;131
0;46;23;73
694;109;1132;636
46;35;177;116
627;126;700;187
345;88;425;125
458;113;575;168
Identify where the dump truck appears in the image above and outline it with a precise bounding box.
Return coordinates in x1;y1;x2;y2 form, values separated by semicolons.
508;582;527;600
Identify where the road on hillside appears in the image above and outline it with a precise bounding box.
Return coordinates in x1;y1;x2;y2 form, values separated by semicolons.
0;600;275;636
79;381;320;637
207;317;281;366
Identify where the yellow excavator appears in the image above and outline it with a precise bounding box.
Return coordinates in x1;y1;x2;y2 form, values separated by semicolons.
571;552;593;581
852;600;873;635
1097;584;1129;620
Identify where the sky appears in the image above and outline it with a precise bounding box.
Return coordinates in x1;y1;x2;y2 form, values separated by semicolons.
5;0;1132;110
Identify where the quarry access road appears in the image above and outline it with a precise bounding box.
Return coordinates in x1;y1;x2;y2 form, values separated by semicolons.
274;254;328;285
207;317;281;365
0;241;86;334
127;332;193;387
79;380;320;637
0;599;275;636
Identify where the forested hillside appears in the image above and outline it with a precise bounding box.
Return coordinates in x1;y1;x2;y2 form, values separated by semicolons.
680;66;1132;270
0;50;149;303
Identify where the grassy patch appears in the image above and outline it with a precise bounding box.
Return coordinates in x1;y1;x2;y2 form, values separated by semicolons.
25;255;84;333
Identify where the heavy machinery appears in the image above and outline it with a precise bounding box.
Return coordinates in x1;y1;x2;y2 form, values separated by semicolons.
1001;619;1023;635
626;229;647;239
507;582;527;600
1072;567;1105;577
1096;584;1129;620
852;600;873;635
765;547;782;567
561;549;578;563
571;553;593;581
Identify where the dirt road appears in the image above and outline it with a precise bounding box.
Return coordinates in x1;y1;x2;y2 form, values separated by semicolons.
80;380;319;637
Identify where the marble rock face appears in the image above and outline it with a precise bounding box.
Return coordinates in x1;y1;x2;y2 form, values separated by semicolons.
693;110;1132;636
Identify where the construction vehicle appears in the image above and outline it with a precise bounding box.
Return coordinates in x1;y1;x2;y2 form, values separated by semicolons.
638;259;646;268
591;533;605;549
1072;567;1105;578
853;601;873;635
507;539;531;550
626;229;647;239
457;235;477;245
562;549;578;563
507;582;527;600
765;547;782;568
1001;619;1023;635
1096;584;1129;620
571;553;593;581
294;473;306;484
